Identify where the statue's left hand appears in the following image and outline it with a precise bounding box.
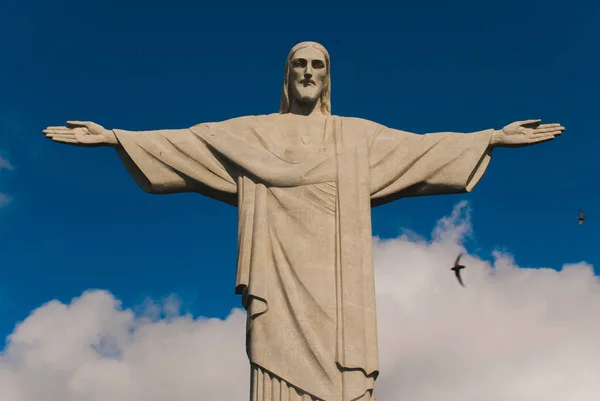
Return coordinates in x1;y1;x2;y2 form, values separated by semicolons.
491;119;565;148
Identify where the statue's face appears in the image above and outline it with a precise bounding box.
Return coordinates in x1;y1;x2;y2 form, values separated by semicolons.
288;46;327;105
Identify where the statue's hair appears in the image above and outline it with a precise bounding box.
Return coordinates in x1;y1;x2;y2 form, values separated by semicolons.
279;41;331;115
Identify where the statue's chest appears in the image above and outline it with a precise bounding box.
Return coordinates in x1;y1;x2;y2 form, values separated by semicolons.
279;119;335;163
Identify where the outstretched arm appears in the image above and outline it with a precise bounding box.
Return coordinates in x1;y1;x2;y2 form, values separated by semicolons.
368;119;564;207
43;121;238;205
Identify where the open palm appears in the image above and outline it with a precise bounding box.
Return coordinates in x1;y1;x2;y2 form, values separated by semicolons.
497;119;565;148
43;121;117;147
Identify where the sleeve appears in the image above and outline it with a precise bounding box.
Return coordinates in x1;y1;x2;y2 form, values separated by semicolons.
369;125;494;207
113;128;238;206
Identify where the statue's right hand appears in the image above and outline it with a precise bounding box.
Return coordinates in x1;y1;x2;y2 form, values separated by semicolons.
43;121;118;147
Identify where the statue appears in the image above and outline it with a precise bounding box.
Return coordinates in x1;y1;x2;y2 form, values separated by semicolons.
43;41;564;401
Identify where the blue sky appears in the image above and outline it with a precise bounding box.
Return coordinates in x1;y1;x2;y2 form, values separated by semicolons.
1;0;599;347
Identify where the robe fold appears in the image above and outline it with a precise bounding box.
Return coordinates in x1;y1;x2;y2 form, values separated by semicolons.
113;113;494;401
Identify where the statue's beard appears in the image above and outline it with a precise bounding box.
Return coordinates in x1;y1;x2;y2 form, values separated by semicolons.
297;95;318;104
292;91;320;106
290;84;321;105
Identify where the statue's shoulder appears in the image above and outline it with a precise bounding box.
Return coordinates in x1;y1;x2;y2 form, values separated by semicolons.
339;116;377;124
336;116;381;134
218;114;273;124
191;114;273;130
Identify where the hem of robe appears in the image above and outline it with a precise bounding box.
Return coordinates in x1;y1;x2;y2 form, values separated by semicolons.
251;364;374;401
465;142;493;192
241;290;377;401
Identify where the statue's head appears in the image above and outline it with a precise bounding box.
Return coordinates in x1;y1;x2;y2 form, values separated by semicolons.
280;41;331;115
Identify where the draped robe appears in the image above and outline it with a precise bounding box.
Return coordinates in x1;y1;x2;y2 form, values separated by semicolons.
113;113;494;401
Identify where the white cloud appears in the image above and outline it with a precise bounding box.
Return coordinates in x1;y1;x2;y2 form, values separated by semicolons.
373;202;600;400
0;156;13;171
1;202;599;401
0;193;12;208
0;295;248;401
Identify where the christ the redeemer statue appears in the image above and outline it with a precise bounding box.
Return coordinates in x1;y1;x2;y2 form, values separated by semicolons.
43;41;564;401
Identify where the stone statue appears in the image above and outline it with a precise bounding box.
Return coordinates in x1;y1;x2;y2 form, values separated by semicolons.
43;41;564;401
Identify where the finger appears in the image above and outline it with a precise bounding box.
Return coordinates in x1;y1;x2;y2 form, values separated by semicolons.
534;131;562;137
66;120;91;128
44;131;75;137
532;127;564;135
531;132;562;139
520;119;542;126
43;128;75;135
51;137;79;144
46;134;76;140
44;126;69;130
530;134;556;143
44;127;91;136
536;123;564;130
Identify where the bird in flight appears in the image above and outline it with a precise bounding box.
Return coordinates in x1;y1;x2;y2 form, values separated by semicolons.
576;209;586;226
451;253;466;287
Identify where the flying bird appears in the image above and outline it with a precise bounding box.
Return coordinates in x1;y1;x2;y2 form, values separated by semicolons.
451;253;466;287
577;209;586;225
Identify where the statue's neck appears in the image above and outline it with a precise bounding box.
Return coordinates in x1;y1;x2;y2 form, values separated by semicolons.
289;98;325;116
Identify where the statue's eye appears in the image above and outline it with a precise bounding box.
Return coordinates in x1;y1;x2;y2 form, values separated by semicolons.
312;60;325;69
292;59;306;68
